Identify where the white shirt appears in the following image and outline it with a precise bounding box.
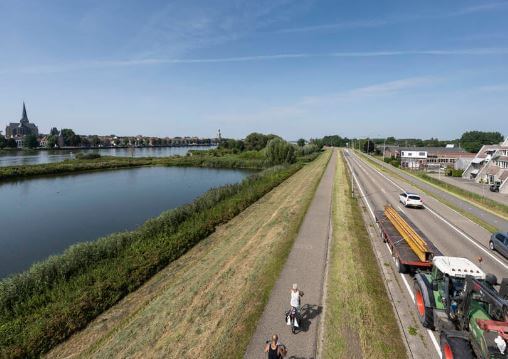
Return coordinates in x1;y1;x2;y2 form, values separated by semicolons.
290;290;300;307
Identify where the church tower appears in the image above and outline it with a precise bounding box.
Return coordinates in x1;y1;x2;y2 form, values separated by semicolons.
20;102;29;124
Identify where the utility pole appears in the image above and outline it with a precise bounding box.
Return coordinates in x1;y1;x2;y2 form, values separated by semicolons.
383;137;387;161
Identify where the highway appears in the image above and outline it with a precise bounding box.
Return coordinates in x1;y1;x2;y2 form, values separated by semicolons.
365;154;508;232
344;150;507;358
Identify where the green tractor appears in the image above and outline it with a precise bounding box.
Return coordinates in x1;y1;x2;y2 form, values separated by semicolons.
414;256;508;358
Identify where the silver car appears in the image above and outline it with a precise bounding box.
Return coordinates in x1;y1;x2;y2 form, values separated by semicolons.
489;232;508;258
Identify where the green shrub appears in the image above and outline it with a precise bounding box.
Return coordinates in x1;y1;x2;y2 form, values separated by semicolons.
0;159;313;358
75;153;101;160
390;159;400;168
265;138;296;166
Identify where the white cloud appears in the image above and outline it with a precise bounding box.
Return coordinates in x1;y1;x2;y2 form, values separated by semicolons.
477;84;508;92
208;76;439;127
2;47;507;75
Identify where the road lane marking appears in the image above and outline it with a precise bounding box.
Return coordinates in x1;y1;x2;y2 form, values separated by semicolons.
344;150;441;357
352;153;508;271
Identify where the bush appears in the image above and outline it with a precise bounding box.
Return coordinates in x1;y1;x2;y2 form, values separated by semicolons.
451;169;463;177
75;153;101;160
296;144;319;157
264;138;296;166
0;160;310;358
390;159;401;168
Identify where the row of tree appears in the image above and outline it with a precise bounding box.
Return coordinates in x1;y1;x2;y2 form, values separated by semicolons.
219;132;315;165
308;131;505;153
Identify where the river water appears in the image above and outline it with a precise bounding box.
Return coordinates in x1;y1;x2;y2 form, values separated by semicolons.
0;166;252;278
0;146;215;167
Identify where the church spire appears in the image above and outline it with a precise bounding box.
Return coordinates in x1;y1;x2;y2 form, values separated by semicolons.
21;102;28;124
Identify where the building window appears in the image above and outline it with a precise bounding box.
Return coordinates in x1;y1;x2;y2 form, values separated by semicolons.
419;152;426;156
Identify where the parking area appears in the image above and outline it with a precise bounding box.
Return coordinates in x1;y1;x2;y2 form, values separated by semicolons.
427;173;508;205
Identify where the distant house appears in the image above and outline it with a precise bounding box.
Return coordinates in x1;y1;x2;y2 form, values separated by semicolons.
39;136;48;148
383;145;474;169
5;103;39;140
462;138;508;193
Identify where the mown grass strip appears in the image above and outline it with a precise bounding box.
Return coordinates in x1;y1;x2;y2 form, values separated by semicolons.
322;150;406;358
0;155;318;358
357;152;500;233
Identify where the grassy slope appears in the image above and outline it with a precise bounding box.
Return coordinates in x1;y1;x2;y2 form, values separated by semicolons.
47;150;331;359
322;151;406;358
358;152;500;233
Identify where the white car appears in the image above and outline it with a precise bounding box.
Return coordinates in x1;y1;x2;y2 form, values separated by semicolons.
399;192;424;208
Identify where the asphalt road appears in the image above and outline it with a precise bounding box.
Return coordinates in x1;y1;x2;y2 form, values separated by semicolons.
367;155;508;232
244;149;337;359
346;150;508;358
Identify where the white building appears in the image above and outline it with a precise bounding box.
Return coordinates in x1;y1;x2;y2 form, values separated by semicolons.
400;150;427;169
462;138;508;193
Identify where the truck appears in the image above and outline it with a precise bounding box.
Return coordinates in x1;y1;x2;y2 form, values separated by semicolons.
414;256;508;358
376;204;441;274
376;204;508;357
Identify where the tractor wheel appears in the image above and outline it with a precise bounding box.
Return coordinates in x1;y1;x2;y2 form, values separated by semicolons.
414;281;433;329
440;332;474;359
395;257;408;274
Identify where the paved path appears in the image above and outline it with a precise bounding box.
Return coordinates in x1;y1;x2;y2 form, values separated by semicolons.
367;155;508;231
427;173;508;205
244;149;337;359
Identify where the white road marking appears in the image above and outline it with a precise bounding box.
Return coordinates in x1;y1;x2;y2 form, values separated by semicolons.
344;150;441;357
353;153;508;271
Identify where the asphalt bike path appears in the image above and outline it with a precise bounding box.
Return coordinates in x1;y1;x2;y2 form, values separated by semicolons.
244;149;337;359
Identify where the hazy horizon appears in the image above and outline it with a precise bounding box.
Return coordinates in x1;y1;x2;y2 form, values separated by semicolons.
1;0;507;139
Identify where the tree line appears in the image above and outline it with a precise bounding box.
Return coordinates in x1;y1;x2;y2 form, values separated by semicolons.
307;131;505;153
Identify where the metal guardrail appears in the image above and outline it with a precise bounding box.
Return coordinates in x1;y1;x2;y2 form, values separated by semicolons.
384;205;432;262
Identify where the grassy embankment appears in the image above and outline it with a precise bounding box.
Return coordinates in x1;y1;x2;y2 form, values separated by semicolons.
322;150;406;358
357;152;501;233
45;150;331;359
0;151;324;358
0;150;271;182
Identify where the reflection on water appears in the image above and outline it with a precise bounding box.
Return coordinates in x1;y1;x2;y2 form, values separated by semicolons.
0;166;252;278
0;146;215;167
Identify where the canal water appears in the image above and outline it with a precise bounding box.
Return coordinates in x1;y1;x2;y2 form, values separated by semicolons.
0;166;252;278
0;146;215;167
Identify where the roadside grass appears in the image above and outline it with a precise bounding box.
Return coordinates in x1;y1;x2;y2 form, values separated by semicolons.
322;150;406;359
357;152;500;233
46;150;332;359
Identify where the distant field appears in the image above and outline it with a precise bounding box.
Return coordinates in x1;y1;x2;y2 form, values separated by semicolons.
321;150;406;358
46;150;331;358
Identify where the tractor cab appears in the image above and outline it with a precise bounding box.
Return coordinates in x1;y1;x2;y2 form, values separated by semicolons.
430;256;486;316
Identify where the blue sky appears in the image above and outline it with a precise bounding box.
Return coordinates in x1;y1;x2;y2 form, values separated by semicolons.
0;0;507;140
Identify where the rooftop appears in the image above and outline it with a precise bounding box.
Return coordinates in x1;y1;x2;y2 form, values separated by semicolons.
433;256;485;279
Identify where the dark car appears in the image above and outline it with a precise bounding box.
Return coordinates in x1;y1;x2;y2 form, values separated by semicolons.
489;232;508;258
489;183;500;192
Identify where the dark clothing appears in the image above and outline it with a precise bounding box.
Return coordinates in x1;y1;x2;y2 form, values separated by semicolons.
268;343;281;359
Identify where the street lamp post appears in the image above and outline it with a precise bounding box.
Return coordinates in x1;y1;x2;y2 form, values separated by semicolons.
383;138;387;161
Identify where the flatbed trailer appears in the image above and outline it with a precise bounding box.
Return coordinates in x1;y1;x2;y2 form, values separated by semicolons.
375;208;442;274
